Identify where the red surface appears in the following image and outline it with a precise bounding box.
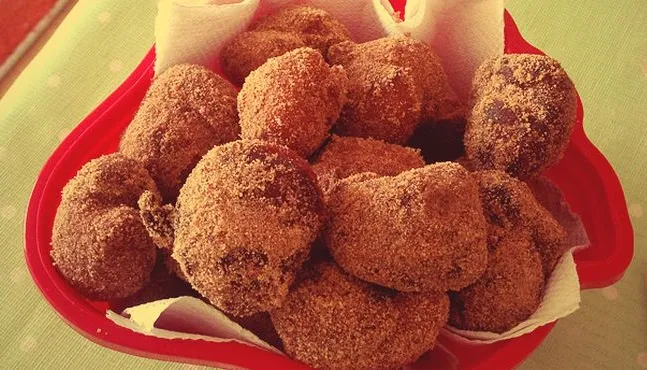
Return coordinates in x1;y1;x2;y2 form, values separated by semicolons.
24;7;633;370
0;0;59;64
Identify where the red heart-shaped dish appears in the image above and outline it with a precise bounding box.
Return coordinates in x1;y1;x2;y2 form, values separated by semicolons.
25;8;633;370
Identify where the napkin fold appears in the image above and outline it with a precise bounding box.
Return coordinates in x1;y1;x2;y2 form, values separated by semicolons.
107;296;281;354
154;0;505;99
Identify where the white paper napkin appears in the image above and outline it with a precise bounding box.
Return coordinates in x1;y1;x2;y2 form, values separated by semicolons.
154;0;505;99
107;296;281;354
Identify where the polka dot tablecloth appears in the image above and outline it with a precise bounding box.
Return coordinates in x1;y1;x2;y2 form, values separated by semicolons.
0;1;645;369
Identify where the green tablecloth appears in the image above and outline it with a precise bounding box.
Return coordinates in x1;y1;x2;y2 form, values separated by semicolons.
0;1;645;369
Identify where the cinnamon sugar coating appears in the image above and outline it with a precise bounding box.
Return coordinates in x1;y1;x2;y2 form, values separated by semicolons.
221;31;306;85
448;170;568;332
51;154;158;300
474;170;569;276
311;135;424;194
270;261;449;369
328;36;463;144
173;140;326;316
221;6;351;85
238;48;348;157
336;61;422;144
449;233;544;333
120;64;239;201
326;162;488;292
252;6;351;55
465;54;577;178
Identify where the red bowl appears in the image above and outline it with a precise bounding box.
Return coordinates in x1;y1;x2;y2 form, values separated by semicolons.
25;7;633;370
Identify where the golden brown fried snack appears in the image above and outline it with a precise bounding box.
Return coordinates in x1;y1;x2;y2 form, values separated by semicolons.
120;64;239;201
221;31;306;85
270;262;449;370
475;170;569;277
465;54;577;178
311;135;425;194
337;62;422;144
326;162;488;292
449;234;544;333
238;48;348;157
449;172;567;332
252;6;351;55
51;154;158;300
327;37;463;144
173;140;326;316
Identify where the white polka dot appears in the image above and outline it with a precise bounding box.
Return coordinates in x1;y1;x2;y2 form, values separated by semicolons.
10;267;26;283
1;205;16;220
601;286;619;300
109;60;123;72
19;336;36;352
97;11;111;24
629;203;643;218
0;146;6;160
47;75;61;88
182;365;202;370
638;352;647;368
57;128;71;142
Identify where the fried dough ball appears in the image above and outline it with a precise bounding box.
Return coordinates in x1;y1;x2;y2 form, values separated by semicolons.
120;64;239;201
51;154;158;300
449;172;561;333
252;6;351;55
311;135;425;194
475;170;569;276
270;262;449;370
221;7;351;85
327;37;463;143
465;54;578;178
221;31;306;85
449;233;544;333
326;162;488;292
238;48;348;157
173;140;326;316
337;62;422;144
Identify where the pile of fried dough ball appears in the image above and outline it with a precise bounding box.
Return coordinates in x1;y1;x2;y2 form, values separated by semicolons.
51;6;577;369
